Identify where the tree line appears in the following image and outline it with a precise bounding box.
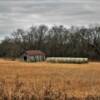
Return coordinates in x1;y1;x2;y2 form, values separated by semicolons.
0;24;100;60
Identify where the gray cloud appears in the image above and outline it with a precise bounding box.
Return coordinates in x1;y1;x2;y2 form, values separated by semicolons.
0;0;100;39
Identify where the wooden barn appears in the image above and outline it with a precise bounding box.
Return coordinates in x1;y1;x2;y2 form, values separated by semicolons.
22;50;46;62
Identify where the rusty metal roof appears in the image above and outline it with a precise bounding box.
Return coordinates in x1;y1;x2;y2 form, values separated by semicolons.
25;50;45;56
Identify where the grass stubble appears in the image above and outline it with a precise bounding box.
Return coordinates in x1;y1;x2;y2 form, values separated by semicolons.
0;59;99;99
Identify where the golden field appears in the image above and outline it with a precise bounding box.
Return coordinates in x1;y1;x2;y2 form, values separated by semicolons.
0;59;100;99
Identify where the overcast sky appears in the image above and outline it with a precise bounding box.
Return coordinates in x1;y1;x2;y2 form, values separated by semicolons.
0;0;100;40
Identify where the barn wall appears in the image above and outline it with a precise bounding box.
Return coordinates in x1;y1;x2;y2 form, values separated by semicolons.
28;55;45;62
21;54;45;62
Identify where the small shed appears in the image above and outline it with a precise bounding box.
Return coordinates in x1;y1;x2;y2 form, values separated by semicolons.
22;50;46;62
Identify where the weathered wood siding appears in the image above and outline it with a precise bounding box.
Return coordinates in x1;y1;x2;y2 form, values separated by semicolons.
22;55;45;62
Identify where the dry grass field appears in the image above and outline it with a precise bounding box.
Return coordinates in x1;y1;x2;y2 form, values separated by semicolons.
0;59;100;99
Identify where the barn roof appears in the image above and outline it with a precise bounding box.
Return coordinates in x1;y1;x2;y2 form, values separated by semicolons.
25;50;45;56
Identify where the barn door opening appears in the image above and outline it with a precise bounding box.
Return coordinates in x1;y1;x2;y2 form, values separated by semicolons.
24;56;27;61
